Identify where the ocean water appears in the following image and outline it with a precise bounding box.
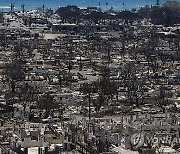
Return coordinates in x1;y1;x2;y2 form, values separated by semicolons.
0;0;178;11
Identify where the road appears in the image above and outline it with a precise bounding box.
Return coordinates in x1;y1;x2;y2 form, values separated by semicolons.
3;13;34;33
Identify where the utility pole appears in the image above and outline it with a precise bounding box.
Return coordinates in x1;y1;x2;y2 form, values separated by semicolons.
10;3;15;13
88;92;91;120
21;4;25;13
42;4;45;13
106;2;108;11
110;3;113;11
123;2;125;11
98;2;101;11
156;0;160;6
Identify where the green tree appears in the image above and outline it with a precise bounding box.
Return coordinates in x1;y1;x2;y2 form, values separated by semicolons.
150;1;180;26
36;94;59;118
4;60;25;92
18;83;36;103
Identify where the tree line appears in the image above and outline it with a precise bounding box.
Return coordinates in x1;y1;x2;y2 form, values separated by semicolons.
56;1;180;26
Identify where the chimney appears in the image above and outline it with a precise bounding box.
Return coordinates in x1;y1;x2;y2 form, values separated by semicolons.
24;148;28;154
